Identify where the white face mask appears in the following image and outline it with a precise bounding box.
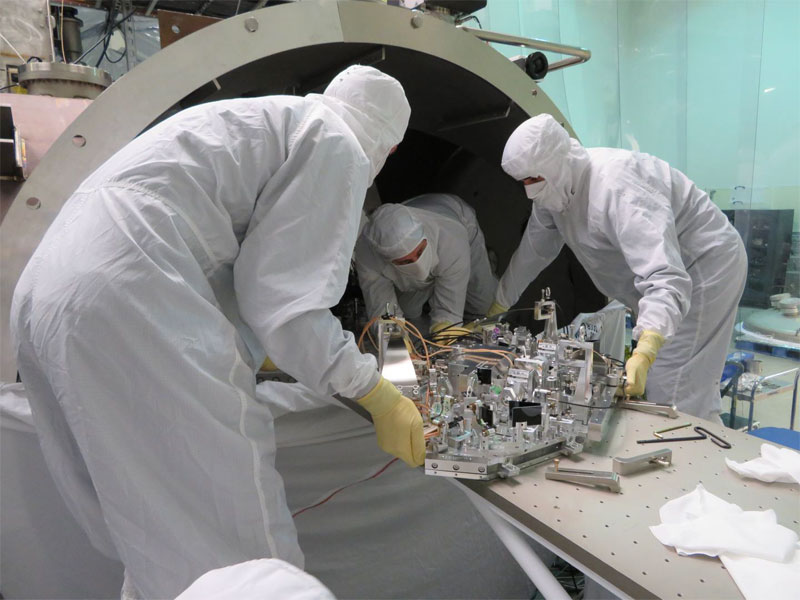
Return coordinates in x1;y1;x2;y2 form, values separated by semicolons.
393;243;433;282
524;179;548;200
525;179;569;212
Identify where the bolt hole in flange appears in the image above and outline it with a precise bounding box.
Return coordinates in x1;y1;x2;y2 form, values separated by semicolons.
26;197;41;210
72;135;86;147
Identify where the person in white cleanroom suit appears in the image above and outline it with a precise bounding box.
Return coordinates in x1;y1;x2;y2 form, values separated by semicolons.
354;193;498;338
491;113;746;422
11;65;423;599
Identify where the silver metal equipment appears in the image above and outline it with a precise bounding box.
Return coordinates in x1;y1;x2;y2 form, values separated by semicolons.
0;0;590;381
16;62;112;99
545;462;621;493
618;398;679;418
377;290;624;482
612;448;672;475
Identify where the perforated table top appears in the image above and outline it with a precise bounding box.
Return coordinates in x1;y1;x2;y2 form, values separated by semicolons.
463;408;800;599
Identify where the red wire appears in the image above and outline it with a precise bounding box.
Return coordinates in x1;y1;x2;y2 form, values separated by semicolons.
292;458;399;518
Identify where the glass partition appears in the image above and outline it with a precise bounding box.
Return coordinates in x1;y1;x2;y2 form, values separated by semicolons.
476;0;800;429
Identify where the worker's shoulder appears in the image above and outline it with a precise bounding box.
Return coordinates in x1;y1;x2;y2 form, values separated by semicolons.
586;147;638;171
587;147;669;175
175;95;300;118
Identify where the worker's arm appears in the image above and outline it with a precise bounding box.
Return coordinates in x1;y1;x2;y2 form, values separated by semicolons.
354;242;403;321
234;113;378;399
428;234;470;328
495;205;564;309
606;184;692;341
464;220;499;315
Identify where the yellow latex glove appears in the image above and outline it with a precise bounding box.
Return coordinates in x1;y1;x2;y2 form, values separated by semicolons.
462;319;483;333
430;321;452;335
624;330;666;396
260;355;279;371
358;377;425;466
487;300;508;318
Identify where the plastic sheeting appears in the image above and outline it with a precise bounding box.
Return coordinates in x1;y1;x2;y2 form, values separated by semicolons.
75;7;161;80
264;380;538;599
0;383;124;599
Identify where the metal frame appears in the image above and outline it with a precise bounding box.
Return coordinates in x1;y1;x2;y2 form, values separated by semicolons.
741;367;800;432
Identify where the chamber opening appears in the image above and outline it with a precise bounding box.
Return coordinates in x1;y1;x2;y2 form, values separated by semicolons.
144;41;606;334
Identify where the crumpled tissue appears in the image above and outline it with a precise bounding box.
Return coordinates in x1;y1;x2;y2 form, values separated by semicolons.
725;443;800;485
650;484;799;600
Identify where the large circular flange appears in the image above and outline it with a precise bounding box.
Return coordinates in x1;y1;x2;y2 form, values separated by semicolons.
18;62;113;88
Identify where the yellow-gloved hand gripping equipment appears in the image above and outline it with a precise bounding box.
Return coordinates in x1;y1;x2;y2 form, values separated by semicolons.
358;377;425;466
624;330;666;396
486;300;508;318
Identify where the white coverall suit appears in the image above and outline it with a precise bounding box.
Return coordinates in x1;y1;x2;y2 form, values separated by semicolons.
498;114;746;421
11;66;410;598
355;193;497;329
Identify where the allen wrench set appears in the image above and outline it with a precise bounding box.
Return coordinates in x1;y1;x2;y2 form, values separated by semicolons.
637;423;732;449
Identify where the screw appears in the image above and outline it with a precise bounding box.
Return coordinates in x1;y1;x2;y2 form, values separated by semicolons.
431;463;438;469
478;466;485;473
452;464;460;471
410;12;423;28
554;458;560;471
244;17;258;32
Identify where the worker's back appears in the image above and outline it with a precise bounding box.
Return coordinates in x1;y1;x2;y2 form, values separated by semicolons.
75;96;357;270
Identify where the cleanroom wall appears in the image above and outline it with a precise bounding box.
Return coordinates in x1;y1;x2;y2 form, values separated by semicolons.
477;0;799;299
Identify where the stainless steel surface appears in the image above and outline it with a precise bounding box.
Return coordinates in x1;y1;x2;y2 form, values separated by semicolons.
1;0;571;380
17;62;112;99
612;448;672;475
458;26;591;72
17;62;112;88
462;408;800;599
378;321;419;393
545;465;621;493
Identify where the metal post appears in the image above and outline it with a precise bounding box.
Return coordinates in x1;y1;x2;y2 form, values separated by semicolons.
121;0;137;73
468;494;571;600
790;368;799;431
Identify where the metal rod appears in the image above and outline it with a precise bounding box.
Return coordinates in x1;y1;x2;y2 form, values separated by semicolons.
458;26;591;73
469;495;572;600
638;434;705;444
791;369;799;431
653;422;691;439
694;427;732;449
145;0;158;16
